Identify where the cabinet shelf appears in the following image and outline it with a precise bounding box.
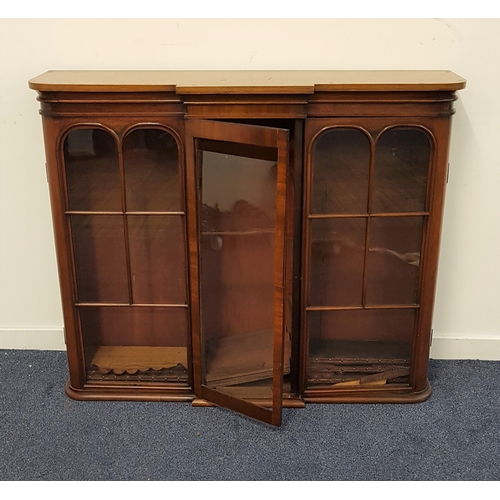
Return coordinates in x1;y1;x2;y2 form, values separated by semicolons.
88;346;188;383
308;339;411;386
204;329;291;387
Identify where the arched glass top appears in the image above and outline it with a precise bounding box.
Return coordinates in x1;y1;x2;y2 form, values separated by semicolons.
123;128;181;212
372;128;431;213
311;128;371;215
64;128;120;212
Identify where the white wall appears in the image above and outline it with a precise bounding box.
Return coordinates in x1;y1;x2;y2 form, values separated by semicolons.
0;18;498;358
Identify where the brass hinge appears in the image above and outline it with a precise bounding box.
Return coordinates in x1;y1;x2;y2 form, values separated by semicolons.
446;162;450;183
430;328;434;347
45;162;49;183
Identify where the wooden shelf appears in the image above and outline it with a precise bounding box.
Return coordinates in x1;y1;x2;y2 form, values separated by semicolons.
308;339;411;386
89;345;188;375
205;329;291;387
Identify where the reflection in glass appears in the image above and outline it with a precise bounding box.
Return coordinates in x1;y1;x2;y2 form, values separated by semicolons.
80;306;189;383
199;150;282;399
309;218;366;307
372;128;431;213
311;128;370;214
123;129;181;212
128;215;187;304
366;217;424;305
64;128;121;212
70;215;128;303
307;309;414;387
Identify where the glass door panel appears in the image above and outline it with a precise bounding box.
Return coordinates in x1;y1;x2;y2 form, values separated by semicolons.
309;217;366;307
64;126;190;385
70;215;129;303
366;216;424;305
188;120;288;426
200;150;277;397
307;309;414;387
128;215;187;304
81;307;189;383
305;124;432;391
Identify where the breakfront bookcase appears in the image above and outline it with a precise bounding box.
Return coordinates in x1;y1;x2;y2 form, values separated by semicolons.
29;70;465;426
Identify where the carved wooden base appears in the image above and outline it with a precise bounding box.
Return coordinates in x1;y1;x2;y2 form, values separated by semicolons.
303;379;432;404
65;379;431;404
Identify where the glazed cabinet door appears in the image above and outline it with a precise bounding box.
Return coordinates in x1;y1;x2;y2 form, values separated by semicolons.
61;124;191;390
186;120;289;426
303;120;436;398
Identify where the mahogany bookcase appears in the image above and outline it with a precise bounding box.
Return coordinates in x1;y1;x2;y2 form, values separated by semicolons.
29;70;466;426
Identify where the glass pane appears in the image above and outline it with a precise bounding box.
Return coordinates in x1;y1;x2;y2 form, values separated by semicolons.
80;306;188;383
307;309;414;387
366;217;424;305
70;215;128;303
128;215;187;304
309;218;366;307
372;128;431;213
199;150;281;396
311;128;370;214
123;128;181;212
64;128;121;211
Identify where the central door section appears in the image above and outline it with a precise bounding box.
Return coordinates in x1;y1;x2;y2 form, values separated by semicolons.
186;120;289;426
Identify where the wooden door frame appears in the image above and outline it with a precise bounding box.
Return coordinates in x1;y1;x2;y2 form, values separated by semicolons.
185;118;290;426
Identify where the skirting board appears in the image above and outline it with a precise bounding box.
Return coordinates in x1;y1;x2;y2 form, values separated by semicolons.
430;337;500;361
0;329;499;360
0;328;66;350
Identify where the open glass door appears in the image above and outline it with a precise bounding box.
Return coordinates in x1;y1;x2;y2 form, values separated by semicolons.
186;119;289;426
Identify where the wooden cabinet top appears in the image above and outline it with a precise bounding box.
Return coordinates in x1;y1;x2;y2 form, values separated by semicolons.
29;70;466;94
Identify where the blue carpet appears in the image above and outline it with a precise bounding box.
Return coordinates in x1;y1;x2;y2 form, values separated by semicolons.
0;350;499;480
